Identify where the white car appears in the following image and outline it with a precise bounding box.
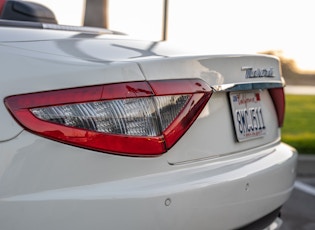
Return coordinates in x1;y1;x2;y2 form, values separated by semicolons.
0;1;297;230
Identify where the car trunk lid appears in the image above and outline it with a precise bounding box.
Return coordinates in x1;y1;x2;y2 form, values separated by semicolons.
137;55;284;163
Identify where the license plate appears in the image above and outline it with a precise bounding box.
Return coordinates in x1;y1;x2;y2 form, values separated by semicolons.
229;91;266;142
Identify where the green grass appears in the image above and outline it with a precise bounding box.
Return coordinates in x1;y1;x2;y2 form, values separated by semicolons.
282;94;315;154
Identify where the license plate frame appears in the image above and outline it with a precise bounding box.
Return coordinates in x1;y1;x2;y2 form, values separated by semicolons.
229;90;266;142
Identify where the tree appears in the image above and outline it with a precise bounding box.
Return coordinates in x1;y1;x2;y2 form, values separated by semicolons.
261;50;315;86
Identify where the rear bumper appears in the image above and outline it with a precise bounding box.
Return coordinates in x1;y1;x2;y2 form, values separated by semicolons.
0;140;297;230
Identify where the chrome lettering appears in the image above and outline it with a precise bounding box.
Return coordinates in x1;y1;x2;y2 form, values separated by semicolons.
241;67;274;78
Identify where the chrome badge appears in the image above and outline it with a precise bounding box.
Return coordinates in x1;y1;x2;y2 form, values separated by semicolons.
241;67;274;79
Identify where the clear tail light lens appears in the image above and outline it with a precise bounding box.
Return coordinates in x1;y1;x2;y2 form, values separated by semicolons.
30;95;189;137
5;80;212;156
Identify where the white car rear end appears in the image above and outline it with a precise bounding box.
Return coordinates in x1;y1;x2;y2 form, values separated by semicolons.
0;25;297;230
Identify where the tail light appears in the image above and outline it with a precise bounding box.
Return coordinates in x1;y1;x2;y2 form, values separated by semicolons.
5;79;212;156
268;87;285;127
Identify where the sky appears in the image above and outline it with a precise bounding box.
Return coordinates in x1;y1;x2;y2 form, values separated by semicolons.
33;0;315;71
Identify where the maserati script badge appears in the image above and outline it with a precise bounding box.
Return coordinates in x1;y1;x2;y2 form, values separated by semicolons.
241;67;274;78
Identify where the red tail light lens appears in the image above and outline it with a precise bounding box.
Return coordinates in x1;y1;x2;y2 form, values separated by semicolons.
5;79;212;156
268;87;285;127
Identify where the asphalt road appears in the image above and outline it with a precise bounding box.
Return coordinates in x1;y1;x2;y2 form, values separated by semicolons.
281;177;315;230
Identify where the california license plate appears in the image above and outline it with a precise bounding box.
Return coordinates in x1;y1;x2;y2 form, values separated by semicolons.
229;91;266;142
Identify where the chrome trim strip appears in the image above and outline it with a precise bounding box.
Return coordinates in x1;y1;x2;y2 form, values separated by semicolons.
211;81;284;92
42;23;114;34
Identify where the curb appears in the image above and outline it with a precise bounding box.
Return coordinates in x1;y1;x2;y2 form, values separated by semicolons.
297;154;315;177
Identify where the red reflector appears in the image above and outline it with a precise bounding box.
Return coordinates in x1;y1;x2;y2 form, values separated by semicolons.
268;87;285;127
5;80;212;156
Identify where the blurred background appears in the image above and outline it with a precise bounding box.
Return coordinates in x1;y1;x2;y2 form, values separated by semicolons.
32;0;315;72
